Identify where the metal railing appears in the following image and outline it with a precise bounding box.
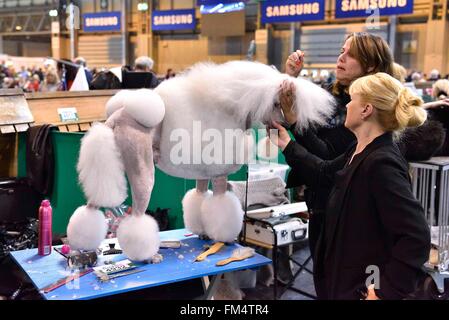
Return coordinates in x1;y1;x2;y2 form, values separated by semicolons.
410;157;449;272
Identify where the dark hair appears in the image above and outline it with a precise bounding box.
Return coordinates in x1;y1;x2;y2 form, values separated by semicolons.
333;32;394;95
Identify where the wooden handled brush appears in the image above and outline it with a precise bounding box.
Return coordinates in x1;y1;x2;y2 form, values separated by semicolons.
194;242;224;262
216;247;255;266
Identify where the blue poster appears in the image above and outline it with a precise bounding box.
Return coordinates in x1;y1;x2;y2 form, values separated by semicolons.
335;0;413;18
83;12;121;32
152;9;196;31
261;0;325;23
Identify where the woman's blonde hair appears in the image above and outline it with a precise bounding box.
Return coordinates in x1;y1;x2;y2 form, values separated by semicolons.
349;72;427;131
432;79;449;99
392;62;407;83
45;68;59;85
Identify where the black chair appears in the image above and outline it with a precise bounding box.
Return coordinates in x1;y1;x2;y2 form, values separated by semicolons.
122;70;158;89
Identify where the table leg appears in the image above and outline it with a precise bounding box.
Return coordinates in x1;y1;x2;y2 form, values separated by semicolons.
198;274;222;300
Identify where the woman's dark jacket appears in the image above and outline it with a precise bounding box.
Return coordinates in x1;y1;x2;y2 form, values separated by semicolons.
282;132;431;299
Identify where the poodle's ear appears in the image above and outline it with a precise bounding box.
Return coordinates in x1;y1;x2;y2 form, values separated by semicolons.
290;77;336;130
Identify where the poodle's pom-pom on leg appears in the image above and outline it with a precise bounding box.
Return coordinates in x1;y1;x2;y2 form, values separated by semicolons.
182;189;212;236
182;180;211;236
117;214;160;261
67;205;108;251
201;192;244;243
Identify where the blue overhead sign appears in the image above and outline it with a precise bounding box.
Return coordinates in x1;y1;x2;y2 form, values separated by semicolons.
197;0;247;5
83;11;121;32
261;0;325;23
335;0;413;18
152;9;196;31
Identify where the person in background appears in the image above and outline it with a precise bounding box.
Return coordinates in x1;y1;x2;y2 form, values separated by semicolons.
57;59;78;90
392;62;407;84
411;72;424;83
326;70;336;85
1;77;17;89
32;66;44;82
428;69;441;81
393;63;449;111
134;56;160;88
74;56;93;85
165;68;176;80
40;69;59;92
23;74;40;92
427;79;449;155
134;56;154;73
17;66;29;87
270;72;431;300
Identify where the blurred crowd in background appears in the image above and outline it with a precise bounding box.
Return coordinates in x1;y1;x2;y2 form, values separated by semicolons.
0;56;448;101
0;55;178;93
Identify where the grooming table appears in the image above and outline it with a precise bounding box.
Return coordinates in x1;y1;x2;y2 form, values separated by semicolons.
9;228;271;300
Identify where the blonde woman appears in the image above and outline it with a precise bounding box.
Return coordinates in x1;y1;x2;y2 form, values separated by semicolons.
41;69;59;92
429;79;449;109
270;73;430;300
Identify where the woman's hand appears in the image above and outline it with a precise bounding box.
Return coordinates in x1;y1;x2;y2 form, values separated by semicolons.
278;80;298;125
285;50;305;78
365;284;380;300
269;121;291;152
422;98;449;109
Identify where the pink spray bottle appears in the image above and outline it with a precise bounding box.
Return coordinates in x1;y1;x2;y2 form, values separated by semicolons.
38;199;52;256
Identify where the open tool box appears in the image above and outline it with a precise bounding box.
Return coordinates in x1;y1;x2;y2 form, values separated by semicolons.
240;202;314;299
242;203;308;247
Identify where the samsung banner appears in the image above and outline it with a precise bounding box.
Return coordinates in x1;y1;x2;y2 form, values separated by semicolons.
335;0;413;18
197;0;247;5
261;0;325;23
83;12;121;32
152;9;196;31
